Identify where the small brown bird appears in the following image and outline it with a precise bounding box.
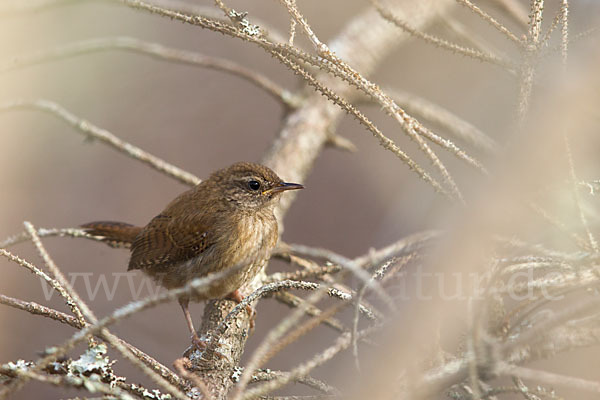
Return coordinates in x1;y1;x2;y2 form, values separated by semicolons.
82;162;303;347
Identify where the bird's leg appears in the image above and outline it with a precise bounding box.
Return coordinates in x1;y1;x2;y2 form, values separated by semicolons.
226;289;256;330
179;297;206;350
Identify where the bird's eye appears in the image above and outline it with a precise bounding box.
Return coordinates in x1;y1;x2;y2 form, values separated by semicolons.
247;180;261;191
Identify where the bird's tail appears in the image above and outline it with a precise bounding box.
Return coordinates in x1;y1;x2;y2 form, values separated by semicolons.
81;221;142;248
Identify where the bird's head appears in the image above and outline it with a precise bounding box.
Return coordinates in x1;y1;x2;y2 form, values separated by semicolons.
209;162;304;210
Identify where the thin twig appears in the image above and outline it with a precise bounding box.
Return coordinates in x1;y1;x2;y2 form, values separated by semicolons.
22;223;190;398
268;264;341;283
529;0;545;45
0;100;200;186
540;26;599;58
241;325;380;400
455;0;524;45
2;239;185;392
173;358;212;400
466;299;482;399
251;370;340;395
0;364;135;400
0;293;186;390
214;280;378;345
383;90;498;154
564;135;597;252
25;221;96;325
106;334;188;389
269;50;454;200
119;0;464;201
371;0;514;70
276;0;327;54
288;244;396;311
540;7;563;46
274;0;466;201
1;248;66;296
229;284;334;400
0;294;81;329
0;37;300;108
0;248;88;329
0;267;238;399
272;291;347;333
497;363;600;394
101;329;189;399
354;230;440;269
1;227;96;249
262;302;347;373
517;0;545;126
560;0;569;64
529;202;593;252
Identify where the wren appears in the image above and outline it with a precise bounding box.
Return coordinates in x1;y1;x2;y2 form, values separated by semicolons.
82;162;303;348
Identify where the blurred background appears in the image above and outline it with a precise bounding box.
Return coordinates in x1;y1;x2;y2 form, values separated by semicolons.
1;0;600;398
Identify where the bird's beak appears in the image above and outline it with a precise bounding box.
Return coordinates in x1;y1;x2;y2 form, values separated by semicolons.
265;182;304;195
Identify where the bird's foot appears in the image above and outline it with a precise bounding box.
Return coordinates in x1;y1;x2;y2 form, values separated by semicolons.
187;333;228;360
191;333;208;350
226;290;256;331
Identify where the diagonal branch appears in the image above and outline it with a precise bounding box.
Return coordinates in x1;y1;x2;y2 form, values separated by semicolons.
0;99;200;186
1;37;299;108
371;0;515;70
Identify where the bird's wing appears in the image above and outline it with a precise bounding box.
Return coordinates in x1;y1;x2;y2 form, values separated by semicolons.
128;211;213;271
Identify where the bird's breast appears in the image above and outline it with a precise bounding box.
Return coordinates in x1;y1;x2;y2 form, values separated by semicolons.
161;211;278;299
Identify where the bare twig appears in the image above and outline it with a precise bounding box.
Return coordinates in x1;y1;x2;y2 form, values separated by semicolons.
0;267;239;399
241;325;380;400
0;294;81;329
119;0;464;202
455;0;523;45
213;280;378;347
272;291;347;333
372;0;514;70
1;227;95;249
564;136;597;252
230;285;334;400
288;244;396;310
107;334;187;389
1;37;300;108
354;230;440;269
263;302;347;374
22;223;190;398
0;293;186;390
0;364;134;400
529;202;593;252
251;369;340;395
24;221;95;325
173;358;212;400
275;0;327;54
0;248;87;328
383;90;498;154
516;0;545;126
497;363;600;394
560;0;569;64
0;100;200;186
268;51;454;200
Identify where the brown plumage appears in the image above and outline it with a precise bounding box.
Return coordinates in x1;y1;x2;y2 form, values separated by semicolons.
82;162;303;347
